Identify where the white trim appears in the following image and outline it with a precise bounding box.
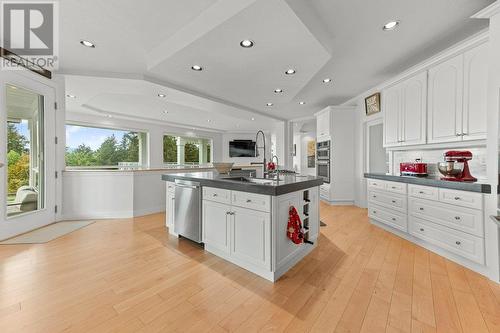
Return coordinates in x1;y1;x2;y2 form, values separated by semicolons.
385;139;486;151
471;1;500;19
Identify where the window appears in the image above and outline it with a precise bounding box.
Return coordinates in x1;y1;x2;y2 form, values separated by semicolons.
65;124;148;168
163;135;212;165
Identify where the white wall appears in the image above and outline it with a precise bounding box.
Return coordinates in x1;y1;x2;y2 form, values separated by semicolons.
221;132;271;164
65;112;223;168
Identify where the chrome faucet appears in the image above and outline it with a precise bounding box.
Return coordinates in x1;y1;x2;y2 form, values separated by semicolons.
271;155;279;180
255;130;267;177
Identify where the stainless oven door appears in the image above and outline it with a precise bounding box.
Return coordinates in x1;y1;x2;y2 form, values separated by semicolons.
317;161;330;183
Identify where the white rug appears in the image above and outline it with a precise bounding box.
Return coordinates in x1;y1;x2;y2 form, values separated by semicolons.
0;221;95;245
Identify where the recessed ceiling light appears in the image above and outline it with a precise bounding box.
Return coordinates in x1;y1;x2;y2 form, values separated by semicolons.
207;119;211;123
266;102;273;107
323;78;332;83
251;117;255;121
299;101;306;105
383;20;400;31
107;115;112;118
240;39;254;48
66;94;76;98
285;69;296;75
274;88;283;93
191;65;203;71
80;40;95;48
158;93;166;98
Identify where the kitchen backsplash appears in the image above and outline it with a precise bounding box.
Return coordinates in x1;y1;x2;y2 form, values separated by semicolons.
392;147;488;181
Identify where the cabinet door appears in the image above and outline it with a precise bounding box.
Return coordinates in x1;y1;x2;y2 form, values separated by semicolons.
463;43;488;141
428;54;464;143
166;189;175;230
203;200;230;254
231;206;271;269
316;110;330;138
383;85;402;147
401;71;427;146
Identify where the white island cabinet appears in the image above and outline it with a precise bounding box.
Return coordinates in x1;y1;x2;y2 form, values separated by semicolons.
202;186;319;282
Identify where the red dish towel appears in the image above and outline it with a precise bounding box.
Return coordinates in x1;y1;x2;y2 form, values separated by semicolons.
287;206;304;245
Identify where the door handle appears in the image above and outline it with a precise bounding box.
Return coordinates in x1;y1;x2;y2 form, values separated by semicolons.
176;184;199;190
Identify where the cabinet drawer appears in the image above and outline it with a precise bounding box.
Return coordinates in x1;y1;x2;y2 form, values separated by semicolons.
203;187;231;204
409;198;483;237
367;179;386;191
232;190;270;212
409;216;484;264
368;190;407;213
439;188;483;210
368;203;407;232
408;185;438;200
385;181;407;195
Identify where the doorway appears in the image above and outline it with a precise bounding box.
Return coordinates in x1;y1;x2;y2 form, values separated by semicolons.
365;120;388;174
0;72;57;240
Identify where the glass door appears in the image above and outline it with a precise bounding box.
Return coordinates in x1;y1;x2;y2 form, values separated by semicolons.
0;72;56;240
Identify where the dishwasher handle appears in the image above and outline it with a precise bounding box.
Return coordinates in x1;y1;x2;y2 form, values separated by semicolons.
175;184;199;190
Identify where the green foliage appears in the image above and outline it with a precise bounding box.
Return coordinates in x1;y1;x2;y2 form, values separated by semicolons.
8;154;29;194
185;142;199;163
7;150;21;166
7;123;28;154
65;132;140;167
163;135;177;163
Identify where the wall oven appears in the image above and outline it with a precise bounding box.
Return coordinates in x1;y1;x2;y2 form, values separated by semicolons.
317;160;330;183
317;140;330;160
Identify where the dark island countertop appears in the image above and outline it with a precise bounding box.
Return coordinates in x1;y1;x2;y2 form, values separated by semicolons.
162;171;323;196
364;173;491;194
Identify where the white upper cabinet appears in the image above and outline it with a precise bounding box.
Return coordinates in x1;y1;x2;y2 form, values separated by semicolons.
428;54;464;143
316;109;331;139
383;86;401;147
463;43;488;141
401;71;427;146
383;72;427;147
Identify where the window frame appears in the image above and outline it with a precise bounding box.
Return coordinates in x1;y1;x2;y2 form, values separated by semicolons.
64;121;150;169
162;132;213;166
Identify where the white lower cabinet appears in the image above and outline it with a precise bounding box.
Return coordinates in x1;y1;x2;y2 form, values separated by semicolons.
166;182;175;232
231;206;271;269
368;180;485;266
203;200;230;254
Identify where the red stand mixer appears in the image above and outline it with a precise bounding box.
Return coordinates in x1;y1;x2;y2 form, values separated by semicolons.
437;151;477;182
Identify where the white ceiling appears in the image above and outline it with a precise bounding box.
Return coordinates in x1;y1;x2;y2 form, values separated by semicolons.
59;0;493;127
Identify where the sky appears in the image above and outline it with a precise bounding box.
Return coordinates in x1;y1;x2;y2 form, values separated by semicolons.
66;125;128;150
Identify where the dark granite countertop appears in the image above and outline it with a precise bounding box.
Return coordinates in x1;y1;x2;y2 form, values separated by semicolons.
364;173;491;194
162;171;323;196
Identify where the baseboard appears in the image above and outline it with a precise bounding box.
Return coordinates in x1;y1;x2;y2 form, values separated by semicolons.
320;198;355;206
61;211;134;220
133;205;165;217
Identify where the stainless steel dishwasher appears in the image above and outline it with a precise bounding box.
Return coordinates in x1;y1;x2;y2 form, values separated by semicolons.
174;179;202;243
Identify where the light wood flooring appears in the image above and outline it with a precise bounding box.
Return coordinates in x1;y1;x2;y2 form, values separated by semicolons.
1;203;499;332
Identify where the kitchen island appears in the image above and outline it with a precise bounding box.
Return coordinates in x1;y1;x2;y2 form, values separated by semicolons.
162;171;323;282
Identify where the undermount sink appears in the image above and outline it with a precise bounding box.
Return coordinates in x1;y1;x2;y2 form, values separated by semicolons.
222;176;274;185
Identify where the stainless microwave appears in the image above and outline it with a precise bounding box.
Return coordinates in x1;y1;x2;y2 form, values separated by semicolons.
317;140;330;160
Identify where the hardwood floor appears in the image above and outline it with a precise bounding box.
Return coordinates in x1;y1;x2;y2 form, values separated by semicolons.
1;203;499;332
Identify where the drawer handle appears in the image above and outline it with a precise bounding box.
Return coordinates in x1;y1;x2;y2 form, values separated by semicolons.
455;216;461;220
373;195;377;198
372;210;377;214
246;199;252;203
419;207;424;211
419;191;425;194
420;228;424;232
391;186;397;189
454;197;461;201
455;241;461;245
392;217;397;221
213;193;218;197
391;200;396;203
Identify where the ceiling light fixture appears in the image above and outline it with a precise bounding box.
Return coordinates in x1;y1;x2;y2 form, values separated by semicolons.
285;69;296;75
207;119;211;123
382;20;400;31
191;65;203;71
274;88;283;93
299;101;306;105
66;94;76;98
107;115;112;118
80;40;95;48
266;102;273;107
158;93;166;98
323;78;332;83
251;117;255;121
163;110;168;114
240;39;254;48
